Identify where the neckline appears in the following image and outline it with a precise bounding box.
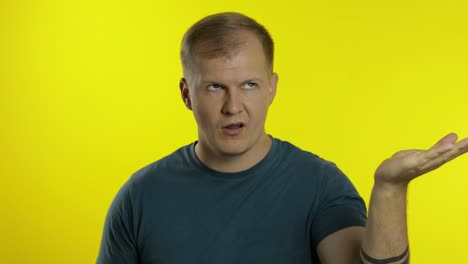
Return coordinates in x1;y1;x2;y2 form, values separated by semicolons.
188;136;278;179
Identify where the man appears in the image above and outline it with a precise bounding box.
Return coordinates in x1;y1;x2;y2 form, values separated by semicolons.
97;12;468;263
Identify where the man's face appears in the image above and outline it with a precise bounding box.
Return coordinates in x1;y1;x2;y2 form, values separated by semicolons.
180;31;278;162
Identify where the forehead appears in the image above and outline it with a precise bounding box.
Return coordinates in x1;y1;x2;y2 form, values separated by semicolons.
191;31;269;82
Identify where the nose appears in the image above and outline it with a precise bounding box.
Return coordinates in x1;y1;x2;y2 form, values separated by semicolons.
222;88;243;115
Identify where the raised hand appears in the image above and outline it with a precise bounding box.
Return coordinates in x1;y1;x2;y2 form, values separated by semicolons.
374;133;468;187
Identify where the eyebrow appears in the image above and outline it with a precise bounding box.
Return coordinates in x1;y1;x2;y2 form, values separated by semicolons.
201;78;262;86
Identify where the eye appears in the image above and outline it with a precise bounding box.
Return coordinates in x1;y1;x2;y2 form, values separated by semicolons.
244;82;257;89
207;83;222;91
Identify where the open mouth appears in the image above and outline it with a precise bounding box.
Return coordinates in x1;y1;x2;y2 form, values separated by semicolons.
224;123;244;129
222;122;245;135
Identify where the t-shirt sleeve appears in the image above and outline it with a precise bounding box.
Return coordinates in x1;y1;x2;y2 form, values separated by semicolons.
309;162;367;250
97;180;139;264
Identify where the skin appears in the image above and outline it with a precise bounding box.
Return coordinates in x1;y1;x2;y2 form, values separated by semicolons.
180;29;468;263
318;133;468;263
179;30;278;173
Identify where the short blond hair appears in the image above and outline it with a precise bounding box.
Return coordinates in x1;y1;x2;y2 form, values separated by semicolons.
180;12;274;79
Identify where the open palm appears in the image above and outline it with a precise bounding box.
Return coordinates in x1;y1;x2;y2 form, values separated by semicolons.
375;133;468;186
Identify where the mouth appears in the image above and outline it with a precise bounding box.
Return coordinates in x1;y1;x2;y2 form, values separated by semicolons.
222;122;245;136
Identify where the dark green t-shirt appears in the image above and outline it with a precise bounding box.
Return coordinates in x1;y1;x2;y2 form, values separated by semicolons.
97;137;367;264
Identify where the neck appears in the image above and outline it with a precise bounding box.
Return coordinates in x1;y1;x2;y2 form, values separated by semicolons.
195;135;272;173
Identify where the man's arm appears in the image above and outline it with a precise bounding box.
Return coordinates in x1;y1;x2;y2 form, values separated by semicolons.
317;133;468;264
360;182;409;264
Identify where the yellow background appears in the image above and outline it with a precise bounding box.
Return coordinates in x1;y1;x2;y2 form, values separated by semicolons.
1;0;467;263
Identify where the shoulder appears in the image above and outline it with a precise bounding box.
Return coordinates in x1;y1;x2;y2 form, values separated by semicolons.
124;142;196;192
107;142;198;216
271;137;359;195
272;137;337;175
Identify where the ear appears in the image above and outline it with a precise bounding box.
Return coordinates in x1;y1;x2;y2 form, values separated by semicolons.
268;73;279;105
179;78;192;110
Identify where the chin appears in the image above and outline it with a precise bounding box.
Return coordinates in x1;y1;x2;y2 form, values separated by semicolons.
213;132;266;157
216;142;251;157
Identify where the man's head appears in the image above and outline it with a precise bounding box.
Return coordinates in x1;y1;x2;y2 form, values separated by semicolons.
181;12;274;84
179;12;278;172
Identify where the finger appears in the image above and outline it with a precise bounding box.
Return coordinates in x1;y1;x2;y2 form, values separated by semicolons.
431;133;458;148
417;137;468;173
394;134;458;162
412;134;457;165
419;140;454;162
427;136;468;160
